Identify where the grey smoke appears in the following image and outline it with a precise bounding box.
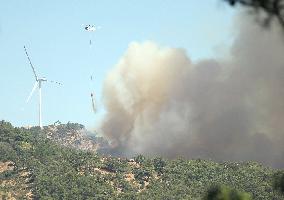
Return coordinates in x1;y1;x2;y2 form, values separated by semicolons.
100;15;284;168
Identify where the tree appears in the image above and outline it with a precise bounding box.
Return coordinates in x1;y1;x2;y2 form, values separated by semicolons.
134;154;146;164
273;171;284;194
224;0;284;28
153;157;166;175
103;157;128;173
0;142;17;162
204;185;252;200
133;168;151;184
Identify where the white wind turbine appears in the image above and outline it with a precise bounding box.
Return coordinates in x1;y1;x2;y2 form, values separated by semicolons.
24;46;62;129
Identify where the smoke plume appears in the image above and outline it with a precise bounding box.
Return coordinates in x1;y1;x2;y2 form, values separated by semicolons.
100;16;284;168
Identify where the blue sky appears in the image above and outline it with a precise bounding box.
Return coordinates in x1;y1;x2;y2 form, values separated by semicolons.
0;0;236;129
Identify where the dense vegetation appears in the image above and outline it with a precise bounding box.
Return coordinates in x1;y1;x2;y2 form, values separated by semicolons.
204;185;252;200
0;120;284;199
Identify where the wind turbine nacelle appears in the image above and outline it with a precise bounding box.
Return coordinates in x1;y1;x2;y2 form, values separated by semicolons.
39;77;47;81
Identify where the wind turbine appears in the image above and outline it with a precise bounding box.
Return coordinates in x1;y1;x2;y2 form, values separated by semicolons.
24;46;62;129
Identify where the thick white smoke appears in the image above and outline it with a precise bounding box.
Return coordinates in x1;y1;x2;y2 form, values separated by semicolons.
100;16;284;168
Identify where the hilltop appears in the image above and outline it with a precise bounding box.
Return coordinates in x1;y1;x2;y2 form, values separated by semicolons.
43;122;110;153
0;120;283;199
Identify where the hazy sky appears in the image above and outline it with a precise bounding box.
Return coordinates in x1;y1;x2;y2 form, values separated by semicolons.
0;0;235;129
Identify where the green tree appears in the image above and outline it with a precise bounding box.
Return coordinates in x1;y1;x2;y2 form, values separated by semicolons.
204;185;252;200
133;168;151;185
274;171;284;194
103;157;128;173
134;154;146;164
153;157;166;175
0;142;17;162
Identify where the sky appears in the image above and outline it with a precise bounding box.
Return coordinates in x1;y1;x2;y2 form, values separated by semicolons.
0;0;236;130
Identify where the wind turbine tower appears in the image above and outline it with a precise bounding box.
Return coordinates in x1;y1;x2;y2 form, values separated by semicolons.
24;46;62;129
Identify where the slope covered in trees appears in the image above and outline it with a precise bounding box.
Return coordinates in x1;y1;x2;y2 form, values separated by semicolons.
0;120;283;199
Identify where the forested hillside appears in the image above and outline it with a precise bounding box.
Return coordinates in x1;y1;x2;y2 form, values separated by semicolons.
43;122;109;153
0;120;283;199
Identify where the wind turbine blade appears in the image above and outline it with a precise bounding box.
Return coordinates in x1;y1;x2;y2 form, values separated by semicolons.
24;46;38;81
26;82;38;103
91;93;97;113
